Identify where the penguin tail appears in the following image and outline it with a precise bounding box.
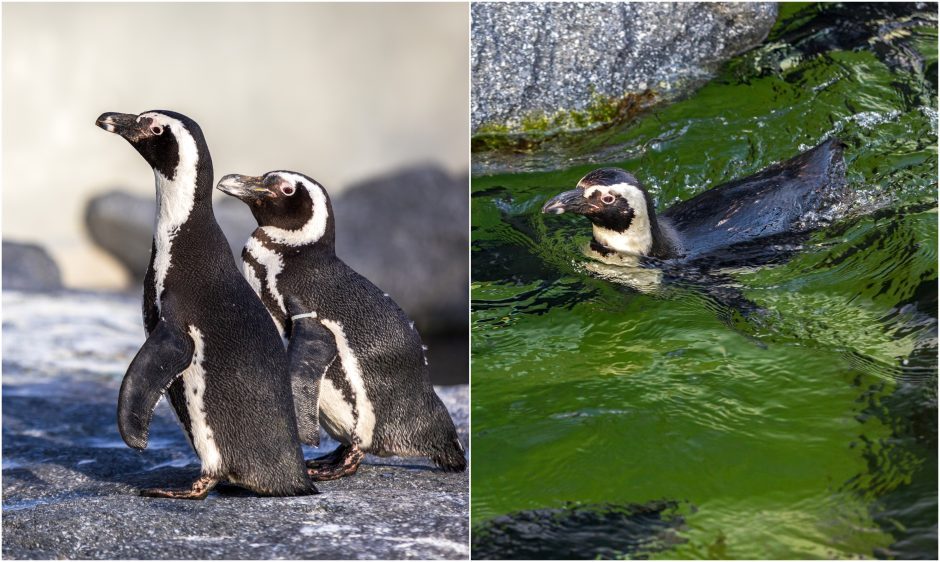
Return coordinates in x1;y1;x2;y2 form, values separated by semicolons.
431;437;467;472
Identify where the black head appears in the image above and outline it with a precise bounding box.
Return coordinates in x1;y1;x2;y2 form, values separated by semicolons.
542;168;654;229
217;170;335;249
95;110;210;182
542;168;661;255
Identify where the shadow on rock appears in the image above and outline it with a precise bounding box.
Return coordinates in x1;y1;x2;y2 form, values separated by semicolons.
2;381;204;498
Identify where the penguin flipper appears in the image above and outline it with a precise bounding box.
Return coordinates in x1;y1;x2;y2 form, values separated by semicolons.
118;321;195;450
287;308;338;446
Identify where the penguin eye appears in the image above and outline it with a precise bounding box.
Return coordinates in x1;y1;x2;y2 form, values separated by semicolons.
601;194;616;205
150;125;163;136
281;185;295;196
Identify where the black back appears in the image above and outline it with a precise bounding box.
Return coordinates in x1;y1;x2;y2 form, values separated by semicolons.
662;138;847;259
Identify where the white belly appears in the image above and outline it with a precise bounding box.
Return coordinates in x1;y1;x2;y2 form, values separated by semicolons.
180;325;223;474
318;378;356;444
317;319;376;449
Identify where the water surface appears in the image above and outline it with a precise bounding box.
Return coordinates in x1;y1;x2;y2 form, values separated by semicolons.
471;4;937;558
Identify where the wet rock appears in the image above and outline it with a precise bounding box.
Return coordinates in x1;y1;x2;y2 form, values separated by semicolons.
2;290;468;560
748;3;938;79
471;501;687;560
471;2;778;134
2;241;62;292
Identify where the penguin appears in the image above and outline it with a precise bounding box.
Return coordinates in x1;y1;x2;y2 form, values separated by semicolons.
542;138;847;264
95;110;321;499
216;170;467;480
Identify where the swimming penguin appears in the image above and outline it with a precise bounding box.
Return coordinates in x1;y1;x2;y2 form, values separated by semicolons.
216;170;467;480
95;111;318;498
542;138;847;263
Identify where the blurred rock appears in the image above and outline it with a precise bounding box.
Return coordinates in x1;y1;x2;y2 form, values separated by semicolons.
85;164;468;336
333;165;468;334
2;241;62;292
84;191;253;278
2;289;468;559
471;2;778;134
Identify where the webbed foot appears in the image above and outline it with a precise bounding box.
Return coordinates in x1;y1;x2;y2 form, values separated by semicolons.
306;444;364;481
141;474;218;500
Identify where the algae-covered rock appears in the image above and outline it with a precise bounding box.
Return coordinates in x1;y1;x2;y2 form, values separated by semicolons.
471;2;778;135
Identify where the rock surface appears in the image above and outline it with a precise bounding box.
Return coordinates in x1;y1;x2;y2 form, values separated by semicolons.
471;2;778;134
2;290;469;560
83;163;468;336
2;241;62;292
472;501;686;560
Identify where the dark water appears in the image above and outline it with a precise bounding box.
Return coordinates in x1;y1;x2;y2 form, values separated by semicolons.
471;3;938;559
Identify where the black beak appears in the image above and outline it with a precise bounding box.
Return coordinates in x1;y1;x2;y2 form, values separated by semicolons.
95;112;142;140
217;174;270;201
541;189;584;215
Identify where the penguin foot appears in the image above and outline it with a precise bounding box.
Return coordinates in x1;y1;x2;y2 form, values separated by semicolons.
141;474;219;500
306;444;364;481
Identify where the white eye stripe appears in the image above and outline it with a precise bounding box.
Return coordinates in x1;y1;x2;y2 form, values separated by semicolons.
139;112;172;126
584;182;641;198
584;183;647;214
261;172;329;246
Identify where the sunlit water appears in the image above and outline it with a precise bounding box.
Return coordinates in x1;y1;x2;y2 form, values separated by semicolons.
471;4;937;559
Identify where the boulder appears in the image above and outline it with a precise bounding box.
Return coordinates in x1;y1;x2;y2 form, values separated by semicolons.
471;2;778;134
84;191;255;279
333;165;468;334
2;240;62;292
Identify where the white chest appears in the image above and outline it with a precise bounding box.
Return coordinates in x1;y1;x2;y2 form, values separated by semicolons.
179;325;222;474
593;223;653;255
244;237;287;317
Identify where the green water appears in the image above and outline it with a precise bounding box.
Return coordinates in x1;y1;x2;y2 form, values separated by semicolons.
471;4;937;559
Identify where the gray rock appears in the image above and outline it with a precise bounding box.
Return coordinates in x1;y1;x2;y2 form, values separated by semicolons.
83;191;154;280
2;241;62;292
333;165;468;335
2;289;468;559
471;2;778;133
84;190;255;279
84;164;468;336
472;501;687;559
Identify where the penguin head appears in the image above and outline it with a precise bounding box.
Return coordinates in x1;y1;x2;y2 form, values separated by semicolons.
217;171;335;248
96;110;208;182
542;168;658;255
